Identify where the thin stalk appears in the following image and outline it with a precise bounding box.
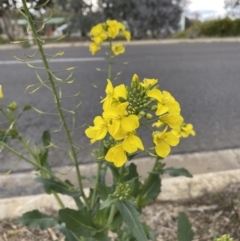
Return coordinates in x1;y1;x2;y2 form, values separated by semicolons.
91;39;115;210
21;0;89;209
106;205;116;228
53;192;65;209
140;121;154;132
136;157;159;207
1;142;72;189
108;40;113;80
19;136;65;209
90;160;102;209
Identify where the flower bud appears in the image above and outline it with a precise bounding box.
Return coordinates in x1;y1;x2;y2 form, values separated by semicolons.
7;102;18;111
151;105;158;111
139;111;146;117
146;113;153;120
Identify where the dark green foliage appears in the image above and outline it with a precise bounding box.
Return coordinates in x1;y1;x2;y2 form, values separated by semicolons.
17;210;58;230
116;200;148;241
177;212;195;241
98;0;184;38
159;167;193;178
35;177;82;197
58;208;98;237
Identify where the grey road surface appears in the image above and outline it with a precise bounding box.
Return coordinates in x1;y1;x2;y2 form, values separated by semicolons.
1;42;240;172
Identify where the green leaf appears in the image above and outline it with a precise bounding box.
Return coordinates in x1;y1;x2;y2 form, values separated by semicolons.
109;211;123;232
17;105;32;120
100;195;118;210
177;212;195;241
42;130;51;147
98;184;111;200
107;163;120;182
161;167;193;178
116;200;148;241
59;208;97;237
123;163;141;197
141;174;161;205
56;224;79;241
142;222;157;241
23;105;32;112
35;177;82;197
17;210;57;230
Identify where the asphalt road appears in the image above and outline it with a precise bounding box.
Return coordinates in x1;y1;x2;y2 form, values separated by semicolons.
1;42;240;172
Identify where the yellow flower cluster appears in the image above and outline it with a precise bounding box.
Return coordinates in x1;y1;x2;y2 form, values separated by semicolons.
85;74;195;167
0;85;3;99
89;20;131;55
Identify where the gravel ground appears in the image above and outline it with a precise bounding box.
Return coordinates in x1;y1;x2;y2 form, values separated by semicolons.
1;183;240;241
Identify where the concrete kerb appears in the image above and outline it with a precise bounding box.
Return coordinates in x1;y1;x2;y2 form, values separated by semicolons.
1;148;240;220
2;37;240;50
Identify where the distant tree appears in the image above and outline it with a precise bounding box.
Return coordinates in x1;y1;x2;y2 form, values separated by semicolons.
0;0;52;41
56;0;99;37
97;0;184;39
225;0;240;16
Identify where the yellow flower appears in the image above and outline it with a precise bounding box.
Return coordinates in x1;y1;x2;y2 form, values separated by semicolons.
0;85;3;99
147;89;180;115
153;128;179;158
153;114;183;130
103;102;139;137
122;31;131;41
140;78;158;88
89;42;101;55
101;79;127;110
107;20;120;39
180;123;196;138
85;116;108;143
105;143;127;167
111;43;125;55
122;132;144;153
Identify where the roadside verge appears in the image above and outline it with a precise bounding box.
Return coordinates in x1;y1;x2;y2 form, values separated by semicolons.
1;148;240;220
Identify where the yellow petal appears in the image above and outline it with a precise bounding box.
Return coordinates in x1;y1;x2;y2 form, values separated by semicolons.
147;89;163;102
121;115;139;132
0;85;3;99
165;132;180;146
105;144;127;167
156;103;169;116
155;140;171;158
108;120;121;137
89;42;100;55
114;84;127;100
122;31;131;41
123;134;144;153
93;116;105;126
160;114;183;130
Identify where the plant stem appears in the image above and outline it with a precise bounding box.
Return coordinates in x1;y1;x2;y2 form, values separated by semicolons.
108;40;113;80
106;205;116;228
53;192;65;209
21;0;89;209
18;136;66;209
90;160;102;209
1;142;72;189
136;157;159;207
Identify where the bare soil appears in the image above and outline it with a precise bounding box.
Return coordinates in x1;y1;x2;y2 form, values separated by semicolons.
1;183;240;241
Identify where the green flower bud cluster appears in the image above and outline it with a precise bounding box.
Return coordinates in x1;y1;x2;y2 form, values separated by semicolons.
7;102;18;111
113;183;131;201
214;235;234;241
126;79;154;115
